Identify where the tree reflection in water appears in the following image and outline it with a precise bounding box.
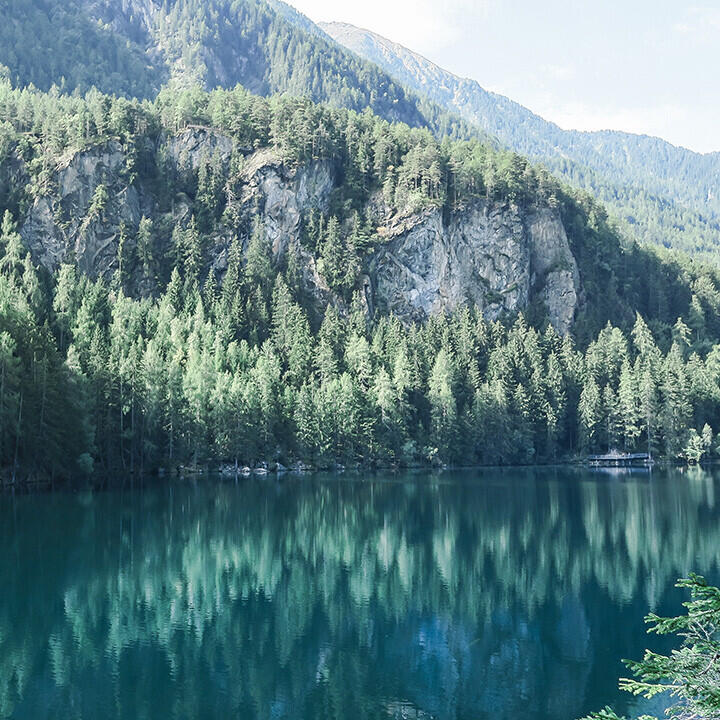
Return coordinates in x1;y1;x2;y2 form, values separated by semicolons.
0;467;718;720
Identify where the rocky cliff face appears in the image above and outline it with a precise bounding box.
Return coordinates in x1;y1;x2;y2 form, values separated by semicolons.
83;0;159;37
21;141;145;275
371;203;580;333
17;130;581;333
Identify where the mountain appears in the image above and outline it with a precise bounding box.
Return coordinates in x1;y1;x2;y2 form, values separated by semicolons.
0;0;717;342
3;0;718;262
0;84;594;336
0;0;492;142
0;0;421;119
0;6;720;476
1;82;720;478
321;21;720;263
2;81;717;342
0;0;718;335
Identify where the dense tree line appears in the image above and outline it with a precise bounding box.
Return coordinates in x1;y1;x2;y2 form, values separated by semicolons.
0;80;543;217
1;201;720;478
1;79;719;340
0;0;482;143
154;0;428;125
0;83;719;478
544;154;720;267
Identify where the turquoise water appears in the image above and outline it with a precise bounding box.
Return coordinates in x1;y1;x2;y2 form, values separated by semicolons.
1;467;719;720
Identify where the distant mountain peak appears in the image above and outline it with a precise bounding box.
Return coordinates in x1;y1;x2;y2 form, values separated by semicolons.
319;20;540;121
320;18;720;263
320;21;466;85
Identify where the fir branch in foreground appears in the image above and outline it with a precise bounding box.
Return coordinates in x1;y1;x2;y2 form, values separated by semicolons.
582;574;720;720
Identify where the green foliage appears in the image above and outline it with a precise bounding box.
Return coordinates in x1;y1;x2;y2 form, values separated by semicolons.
0;0;481;144
0;83;718;477
583;575;720;720
1;0;718;269
0;214;92;480
1;229;720;479
681;424;713;465
0;0;165;99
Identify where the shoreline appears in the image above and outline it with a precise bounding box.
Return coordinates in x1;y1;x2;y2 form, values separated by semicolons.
1;457;711;494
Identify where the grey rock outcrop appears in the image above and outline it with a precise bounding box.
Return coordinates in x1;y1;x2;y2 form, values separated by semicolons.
165;128;235;173
236;149;334;257
21;141;146;275
16;129;582;333
18;130;335;279
371;202;580;333
527;209;581;335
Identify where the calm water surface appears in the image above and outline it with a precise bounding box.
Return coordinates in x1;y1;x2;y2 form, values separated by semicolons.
1;467;719;720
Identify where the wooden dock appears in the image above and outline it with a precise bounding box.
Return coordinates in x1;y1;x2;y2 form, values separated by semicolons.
587;451;654;467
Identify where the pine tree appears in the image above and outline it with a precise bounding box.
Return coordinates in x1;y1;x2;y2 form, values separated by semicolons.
136;216;156;286
182;215;203;287
0;211;24;280
602;385;622;451
294;382;319;462
618;362;641;449
53;264;79;352
637;366;659;457
428;349;457;460
271;276;312;386
245;218;273;290
662;344;693;457
317;216;347;292
579;377;602;451
0;331;20;466
512;383;534;462
585;576;720;720
687;294;706;343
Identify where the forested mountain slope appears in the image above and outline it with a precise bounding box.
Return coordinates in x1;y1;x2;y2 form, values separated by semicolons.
1;83;720;478
2;0;718;263
0;0;485;141
1;82;716;341
1;4;720;477
321;21;720;263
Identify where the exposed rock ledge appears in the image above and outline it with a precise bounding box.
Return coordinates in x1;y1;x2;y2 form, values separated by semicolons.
371;203;580;334
17;128;582;333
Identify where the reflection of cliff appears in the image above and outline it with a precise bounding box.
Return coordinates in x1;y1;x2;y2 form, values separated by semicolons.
0;468;719;719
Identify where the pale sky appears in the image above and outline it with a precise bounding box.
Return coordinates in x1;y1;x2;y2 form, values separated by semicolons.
288;0;719;154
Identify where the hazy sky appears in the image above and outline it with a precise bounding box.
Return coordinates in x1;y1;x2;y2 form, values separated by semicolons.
288;0;719;154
